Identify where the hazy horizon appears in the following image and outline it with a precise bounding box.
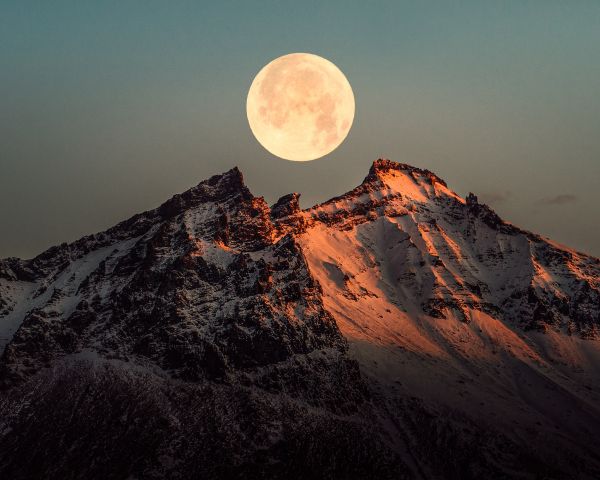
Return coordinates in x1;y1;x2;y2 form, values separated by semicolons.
2;1;599;258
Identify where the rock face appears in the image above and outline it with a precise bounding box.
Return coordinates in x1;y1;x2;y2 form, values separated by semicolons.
1;159;599;479
0;168;347;386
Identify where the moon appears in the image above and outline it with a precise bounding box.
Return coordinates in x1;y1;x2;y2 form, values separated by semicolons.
246;53;355;161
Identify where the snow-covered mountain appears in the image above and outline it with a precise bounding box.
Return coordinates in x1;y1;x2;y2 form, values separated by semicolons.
1;159;599;479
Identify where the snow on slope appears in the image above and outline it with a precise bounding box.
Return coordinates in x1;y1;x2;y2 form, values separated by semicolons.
0;280;37;350
294;160;600;453
0;238;144;355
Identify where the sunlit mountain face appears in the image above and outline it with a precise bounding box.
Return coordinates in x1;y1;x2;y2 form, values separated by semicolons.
1;159;599;479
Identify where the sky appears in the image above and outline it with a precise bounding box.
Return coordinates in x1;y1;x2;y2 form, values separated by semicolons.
1;1;599;258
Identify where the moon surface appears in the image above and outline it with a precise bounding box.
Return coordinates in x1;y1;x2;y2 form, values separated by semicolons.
246;53;355;161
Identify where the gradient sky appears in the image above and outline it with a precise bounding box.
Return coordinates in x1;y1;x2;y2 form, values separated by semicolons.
1;1;599;258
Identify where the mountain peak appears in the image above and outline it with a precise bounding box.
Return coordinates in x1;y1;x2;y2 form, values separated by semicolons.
271;192;301;219
190;166;247;199
366;158;447;188
158;166;251;219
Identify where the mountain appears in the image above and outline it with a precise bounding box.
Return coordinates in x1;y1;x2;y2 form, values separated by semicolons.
1;159;599;479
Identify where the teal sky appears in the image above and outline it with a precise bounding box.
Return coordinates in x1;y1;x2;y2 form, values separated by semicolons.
1;1;599;258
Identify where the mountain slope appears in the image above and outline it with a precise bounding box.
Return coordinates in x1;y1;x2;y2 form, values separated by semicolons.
1;159;599;479
293;160;600;478
1;168;350;386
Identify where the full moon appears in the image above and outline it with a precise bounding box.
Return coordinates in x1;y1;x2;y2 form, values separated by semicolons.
246;53;355;161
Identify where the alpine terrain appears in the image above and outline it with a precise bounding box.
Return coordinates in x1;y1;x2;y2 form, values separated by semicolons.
1;159;599;479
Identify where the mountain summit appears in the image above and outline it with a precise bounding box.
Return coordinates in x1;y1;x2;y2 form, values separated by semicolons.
1;159;599;479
